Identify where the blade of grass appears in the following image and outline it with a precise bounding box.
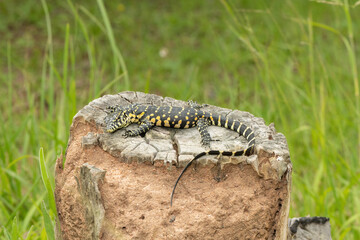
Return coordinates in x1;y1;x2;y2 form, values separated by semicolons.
0;199;10;222
62;23;70;95
6;41;13;124
78;5;106;33
38;148;56;214
312;16;359;164
11;217;19;240
1;168;28;185
24;225;34;240
22;192;46;232
40;0;55;118
1;226;11;240
41;201;55;240
343;0;360;163
67;0;98;98
68;36;77;121
96;0;130;90
7;155;34;169
4;177;41;227
96;74;124;98
40;39;48;121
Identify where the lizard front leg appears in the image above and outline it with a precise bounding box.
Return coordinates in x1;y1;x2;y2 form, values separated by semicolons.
124;120;154;137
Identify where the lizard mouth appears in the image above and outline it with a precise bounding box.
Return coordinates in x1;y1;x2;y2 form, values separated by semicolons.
106;116;131;132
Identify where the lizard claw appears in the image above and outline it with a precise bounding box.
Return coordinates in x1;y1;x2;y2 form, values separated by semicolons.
123;130;132;138
201;139;210;147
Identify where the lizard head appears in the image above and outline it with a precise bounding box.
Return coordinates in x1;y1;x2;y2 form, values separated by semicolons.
106;110;132;133
105;104;139;133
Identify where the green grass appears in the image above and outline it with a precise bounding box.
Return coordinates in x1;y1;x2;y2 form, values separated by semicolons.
0;0;359;239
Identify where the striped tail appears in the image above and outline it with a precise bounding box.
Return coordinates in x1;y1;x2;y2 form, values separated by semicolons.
170;118;255;206
207;114;256;155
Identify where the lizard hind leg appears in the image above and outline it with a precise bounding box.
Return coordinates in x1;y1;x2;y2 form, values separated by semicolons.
187;100;208;109
197;118;211;147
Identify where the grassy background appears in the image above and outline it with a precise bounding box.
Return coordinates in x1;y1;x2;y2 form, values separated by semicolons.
1;0;359;239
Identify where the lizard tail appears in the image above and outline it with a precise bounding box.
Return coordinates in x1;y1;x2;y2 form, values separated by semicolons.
170;144;255;206
170;152;206;206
